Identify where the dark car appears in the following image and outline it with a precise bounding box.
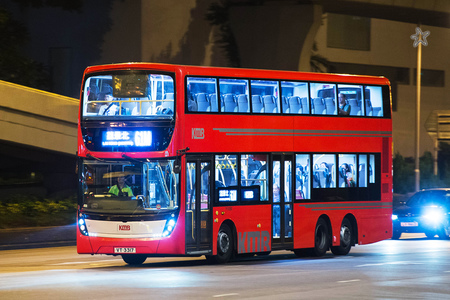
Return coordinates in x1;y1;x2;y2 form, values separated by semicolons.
392;189;450;239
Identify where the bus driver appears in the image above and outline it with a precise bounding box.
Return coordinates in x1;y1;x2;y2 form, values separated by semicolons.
109;176;134;197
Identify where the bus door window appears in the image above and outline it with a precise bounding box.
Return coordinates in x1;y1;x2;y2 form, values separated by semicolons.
313;154;336;188
272;160;281;238
310;83;337;115
272;155;293;242
250;80;280;113
369;155;376;183
186;163;196;210
337;84;364;116
219;79;249;113
295;154;310;199
280;81;309;114
284;160;292;238
186;162;196;244
186;159;212;250
338;154;357;188
358;155;368;187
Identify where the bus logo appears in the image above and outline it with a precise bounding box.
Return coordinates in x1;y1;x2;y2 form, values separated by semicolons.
238;230;270;253
118;224;131;231
192;128;204;139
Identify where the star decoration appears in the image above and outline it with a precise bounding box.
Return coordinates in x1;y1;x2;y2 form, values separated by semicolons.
410;27;430;47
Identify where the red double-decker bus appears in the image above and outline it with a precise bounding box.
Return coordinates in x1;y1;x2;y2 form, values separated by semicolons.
77;63;392;265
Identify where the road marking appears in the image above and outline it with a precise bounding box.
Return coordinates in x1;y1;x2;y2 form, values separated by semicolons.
356;261;423;267
337;279;361;283
49;259;122;265
213;293;239;298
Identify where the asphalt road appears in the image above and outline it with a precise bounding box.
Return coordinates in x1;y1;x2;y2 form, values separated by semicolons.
1;233;450;299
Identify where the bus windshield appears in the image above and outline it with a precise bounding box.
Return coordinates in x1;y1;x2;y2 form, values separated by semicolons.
80;159;179;214
82;72;175;120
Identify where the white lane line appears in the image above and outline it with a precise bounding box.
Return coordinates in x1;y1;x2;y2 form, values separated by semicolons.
213;293;239;298
337;279;361;283
356;261;423;267
49;259;122;265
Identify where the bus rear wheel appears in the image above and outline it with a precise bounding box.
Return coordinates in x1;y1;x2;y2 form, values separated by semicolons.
312;218;330;257
122;254;147;265
331;218;353;255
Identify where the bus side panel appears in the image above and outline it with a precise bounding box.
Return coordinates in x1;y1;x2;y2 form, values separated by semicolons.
212;205;272;255
293;205;319;249
358;209;392;245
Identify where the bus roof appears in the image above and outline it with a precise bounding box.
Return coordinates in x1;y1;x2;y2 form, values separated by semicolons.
83;62;390;86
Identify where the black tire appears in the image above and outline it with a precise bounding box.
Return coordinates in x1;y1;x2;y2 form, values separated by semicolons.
122;254;147;265
312;218;330;257
331;218;353;255
391;230;402;240
208;223;234;264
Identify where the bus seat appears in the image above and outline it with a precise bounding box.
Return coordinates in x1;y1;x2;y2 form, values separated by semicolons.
289;96;301;114
282;96;289;113
348;99;360;116
301;97;309;114
263;95;277;113
223;94;237;112
88;84;99;100
359;164;366;186
237;94;249;112
209;93;218;112
324;97;336;115
365;99;373;116
252;95;263;113
196;93;210;112
313;98;325;115
373;107;382;116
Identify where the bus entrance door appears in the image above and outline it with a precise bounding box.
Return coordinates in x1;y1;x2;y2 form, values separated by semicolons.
185;156;212;255
272;154;293;249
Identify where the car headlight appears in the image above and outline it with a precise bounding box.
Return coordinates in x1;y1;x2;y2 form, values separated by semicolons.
423;208;445;224
392;214;398;221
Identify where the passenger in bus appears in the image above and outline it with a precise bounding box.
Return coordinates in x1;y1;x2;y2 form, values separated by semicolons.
98;93;119;115
109;176;134;197
338;93;351;116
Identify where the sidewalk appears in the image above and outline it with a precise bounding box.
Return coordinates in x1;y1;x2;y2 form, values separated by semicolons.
0;224;76;250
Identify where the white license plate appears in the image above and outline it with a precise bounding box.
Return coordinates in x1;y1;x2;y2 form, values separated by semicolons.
401;222;418;227
114;247;136;253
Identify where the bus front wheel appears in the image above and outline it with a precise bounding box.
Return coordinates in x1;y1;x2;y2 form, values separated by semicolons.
209;223;234;264
122;254;147;265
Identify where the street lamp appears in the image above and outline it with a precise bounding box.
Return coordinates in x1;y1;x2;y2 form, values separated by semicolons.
410;26;430;192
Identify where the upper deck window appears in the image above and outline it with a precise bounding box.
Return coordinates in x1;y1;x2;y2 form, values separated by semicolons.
82;73;174;120
310;83;337;115
281;81;309;114
250;80;279;113
219;78;250;113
